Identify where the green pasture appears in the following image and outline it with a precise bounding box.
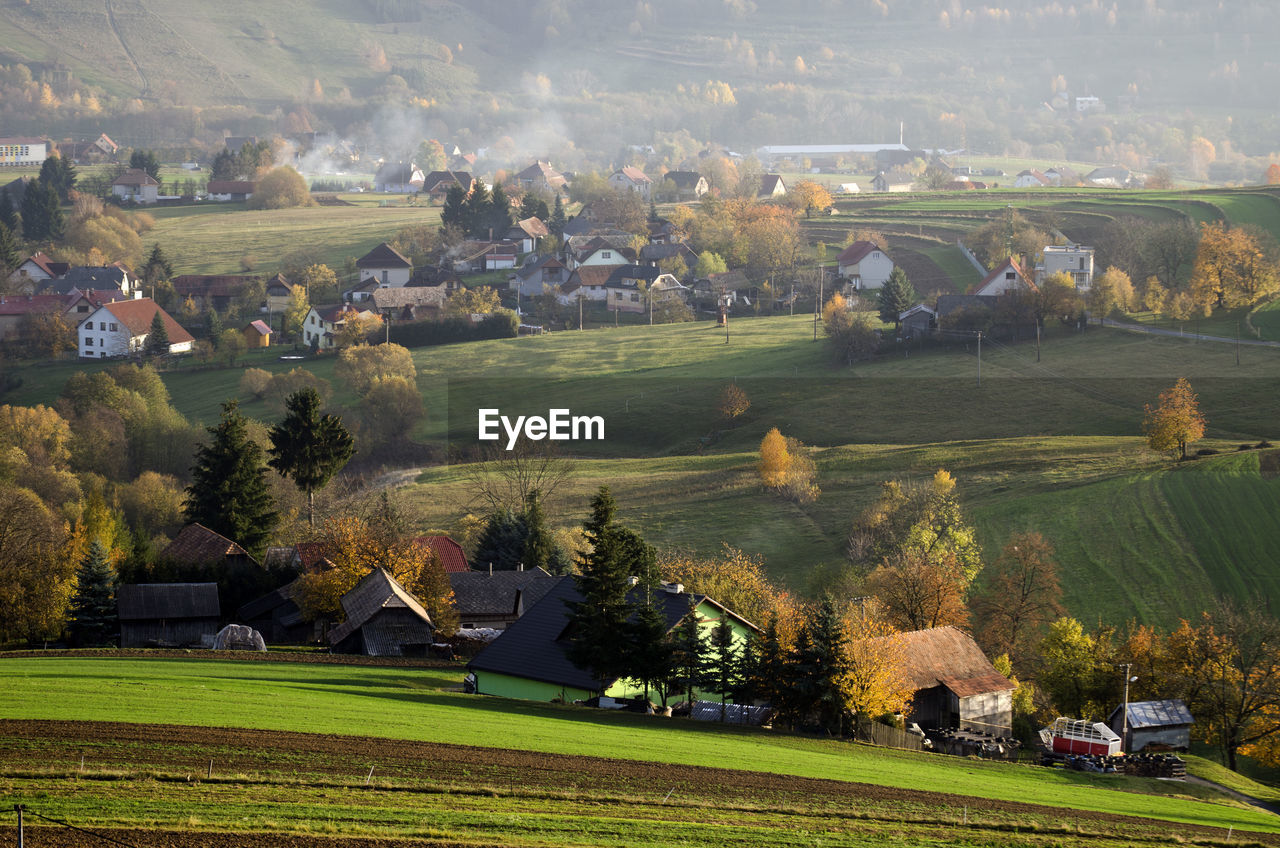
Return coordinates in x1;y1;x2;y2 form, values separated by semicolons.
2;657;1276;836
146;203;442;276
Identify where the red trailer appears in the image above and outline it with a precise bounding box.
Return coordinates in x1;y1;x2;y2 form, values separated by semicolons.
1042;717;1122;757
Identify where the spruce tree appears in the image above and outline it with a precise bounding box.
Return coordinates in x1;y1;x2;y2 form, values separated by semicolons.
706;614;740;719
473;508;527;571
56;154;77;200
798;597;852;736
626;592;676;704
45;180;65;241
141;244;174;286
267;388;355;527
463;181;491;237
441;184;467;230
0;188;17;233
69;541;117;647
548;195;566;238
669;601;707;707
205;308;223;342
488;183;513;235
186;400;278;556
518;193;540;220
564;487;634;694
0;221;19;273
520;489;554;572
877;267;918;329
20;178;49;241
146;309;170;356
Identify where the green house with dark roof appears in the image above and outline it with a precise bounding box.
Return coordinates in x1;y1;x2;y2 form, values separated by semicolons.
467;577;758;703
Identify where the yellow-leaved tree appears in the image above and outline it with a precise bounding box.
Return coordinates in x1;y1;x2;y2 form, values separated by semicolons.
1143;377;1206;460
757;426;791;488
295;515;458;636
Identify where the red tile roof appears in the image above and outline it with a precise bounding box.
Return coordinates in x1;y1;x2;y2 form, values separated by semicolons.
837;240;883;266
98;298;195;343
974;257;1035;294
416;535;470;573
112;168;159;187
161;523;252;564
0;294;68;316
246;319;271;336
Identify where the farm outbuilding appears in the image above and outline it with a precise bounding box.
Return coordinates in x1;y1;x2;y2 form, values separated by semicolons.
1107;699;1193;752
329;568;434;657
888;626;1014;735
117;583;221;648
238;577;315;645
449;567;557;630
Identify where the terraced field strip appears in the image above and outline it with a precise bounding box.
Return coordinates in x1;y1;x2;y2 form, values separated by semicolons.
2;720;1275;847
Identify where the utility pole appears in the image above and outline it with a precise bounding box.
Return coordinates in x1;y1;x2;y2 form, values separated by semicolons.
1237;321;1241;366
976;331;982;387
813;275;824;341
578;292;583;330
1036;321;1041;363
1119;663;1136;753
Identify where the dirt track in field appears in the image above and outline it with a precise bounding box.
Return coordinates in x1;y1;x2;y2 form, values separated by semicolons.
3;720;1279;847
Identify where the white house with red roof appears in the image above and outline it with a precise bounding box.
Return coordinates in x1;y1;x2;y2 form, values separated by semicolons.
607;166;652;199
836;240;895;290
302;303;379;350
77;298;193;358
8;252;69;292
111;169;160;203
1013;169;1051;188
973;257;1034;296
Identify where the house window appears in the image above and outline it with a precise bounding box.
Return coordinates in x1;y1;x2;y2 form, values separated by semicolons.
601;251;611;259
381;270;388;283
1005;272;1015;280
631;293;639;302
85;337;93;346
109;323;117;331
1079;257;1086;270
77;305;88;313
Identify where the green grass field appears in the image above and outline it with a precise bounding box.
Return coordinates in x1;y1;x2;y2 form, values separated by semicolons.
146;202;443;276
3;656;1277;841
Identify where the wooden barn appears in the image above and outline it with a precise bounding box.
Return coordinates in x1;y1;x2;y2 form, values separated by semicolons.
238;577;314;645
117;583;220;648
243;319;271;348
328;569;434;657
889;626;1014;735
1107;699;1193;752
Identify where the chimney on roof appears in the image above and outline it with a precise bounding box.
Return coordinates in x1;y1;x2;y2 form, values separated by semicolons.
626;576;639;587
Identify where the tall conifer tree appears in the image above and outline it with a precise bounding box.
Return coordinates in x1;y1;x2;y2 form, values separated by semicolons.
69;541;117;647
186;400;278;556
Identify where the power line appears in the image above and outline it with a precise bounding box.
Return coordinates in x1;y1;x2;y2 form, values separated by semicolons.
20;806;144;848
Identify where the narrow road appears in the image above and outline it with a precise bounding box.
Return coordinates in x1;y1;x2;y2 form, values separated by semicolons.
1102;318;1280;349
1185;775;1280;816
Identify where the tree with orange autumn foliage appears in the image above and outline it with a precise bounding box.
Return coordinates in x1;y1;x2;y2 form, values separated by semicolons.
294;514;457;635
1190;222;1279;311
787;179;833;218
865;549;970;632
757;427;791;488
972;531;1065;666
658;544;802;646
1143;377;1206;460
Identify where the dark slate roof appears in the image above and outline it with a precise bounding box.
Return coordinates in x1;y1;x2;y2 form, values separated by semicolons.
468;577;711;691
1;177;30;206
161;523;254;565
638;243;695;263
449;568;557;617
1107;699;1193;729
357;242;412;269
329;568;433;646
664;170;704;188
53;265;129;293
605;264;662;289
117;583;220;621
238;577;300;621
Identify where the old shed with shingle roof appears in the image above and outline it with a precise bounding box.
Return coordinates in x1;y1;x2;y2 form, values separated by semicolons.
1107;699;1193;752
329;568;434;657
886;626;1014;734
117;583;221;648
450;567;557;630
161;524;257;568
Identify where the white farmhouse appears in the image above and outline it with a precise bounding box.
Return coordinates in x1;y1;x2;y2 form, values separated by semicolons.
836;241;894;290
973;257;1033;296
111;169;160;204
78;298;193;358
356;243;412;287
1041;244;1094;291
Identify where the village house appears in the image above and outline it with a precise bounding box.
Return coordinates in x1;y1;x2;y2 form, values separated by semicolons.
205;180;256;202
374;162;424;193
605;265;686;314
420;170;474;200
972;256;1033;297
638;242;698;276
872;171;915;193
1013;169;1051;188
450;567;557;631
58;133;118;164
171;274;261;313
514;161;567;194
758;174;787;199
416;535;470;573
367;285;448;322
329;568;434;657
264;273;293;314
77;298;194;358
111;169;160;204
503;217;549;254
607;166;652;199
117;583;220;648
663;170;709;200
888;626;1015;735
836;241;895;290
468;577;757;702
1041;244;1094;291
46;264;134;297
356;242;413;287
509;254;569;298
567;235;634;271
898;304;937;338
0;137;48;167
7;251;69;292
556;265;614;306
302;303;379;350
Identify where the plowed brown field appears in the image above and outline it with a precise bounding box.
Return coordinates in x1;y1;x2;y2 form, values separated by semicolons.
2;720;1277;847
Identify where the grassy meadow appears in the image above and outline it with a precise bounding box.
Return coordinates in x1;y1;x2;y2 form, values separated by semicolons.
3;656;1278;840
